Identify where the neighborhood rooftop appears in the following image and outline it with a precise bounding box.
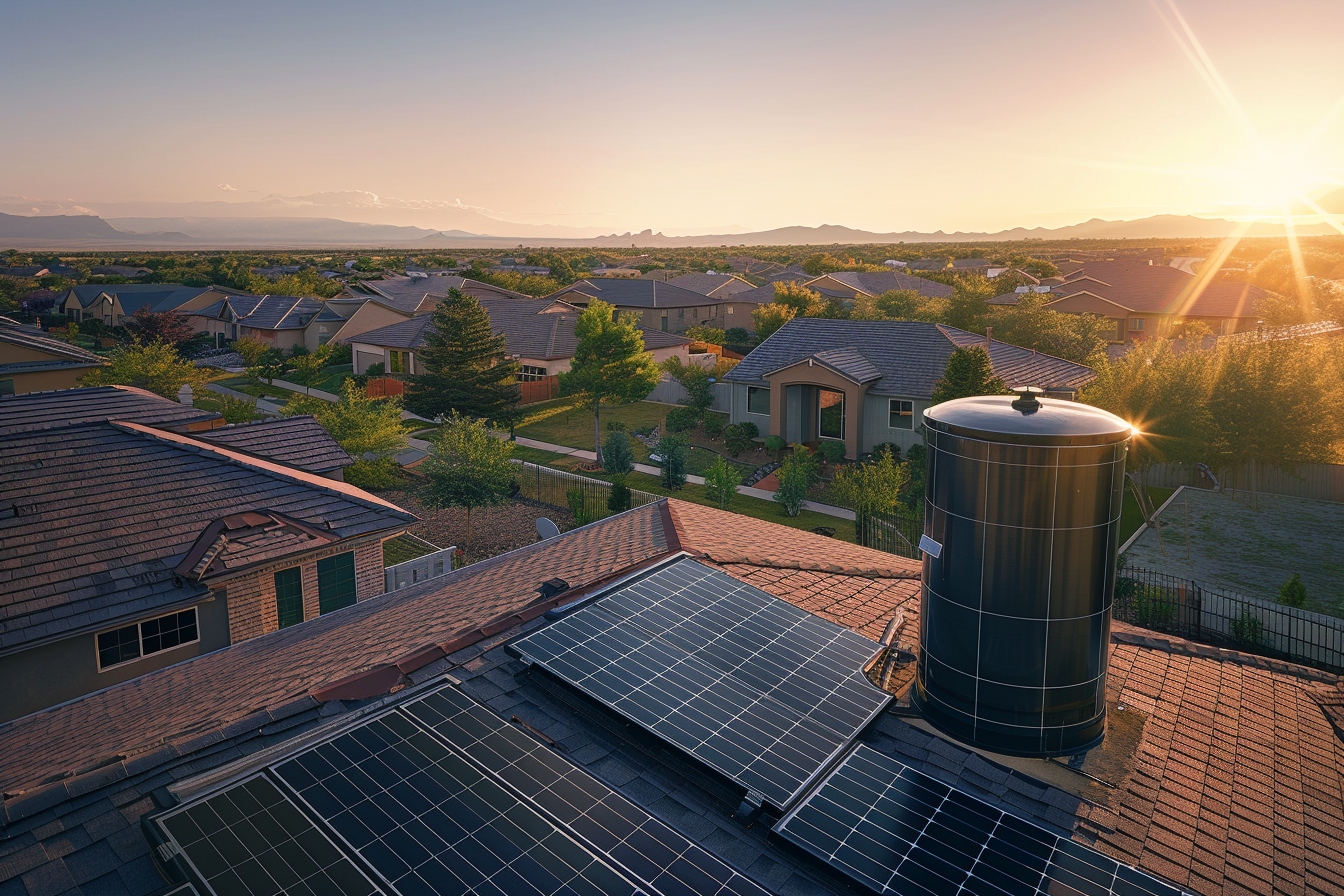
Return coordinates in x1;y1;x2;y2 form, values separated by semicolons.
195;415;354;475
0;385;220;438
0;500;1339;896
550;277;727;308
0;317;105;378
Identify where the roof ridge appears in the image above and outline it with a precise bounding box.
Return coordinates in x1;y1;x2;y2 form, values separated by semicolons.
1111;629;1341;683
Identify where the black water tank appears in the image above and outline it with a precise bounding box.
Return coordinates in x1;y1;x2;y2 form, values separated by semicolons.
913;390;1131;756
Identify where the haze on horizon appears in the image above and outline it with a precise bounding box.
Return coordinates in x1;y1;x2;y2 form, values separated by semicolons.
3;0;1343;238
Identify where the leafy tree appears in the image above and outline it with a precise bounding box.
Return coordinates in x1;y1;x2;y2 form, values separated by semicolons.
654;434;688;489
662;356;731;418
124;307;195;345
559;300;661;467
703;457;743;510
1279;573;1307;609
200;392;258;423
407;289;521;426
418;413;517;556
851;288;924;321
684;325;727;344
287;343;333;395
774;445;818;517
81;341;211;399
751;303;796;340
772;281;826;317
723;327;753;349
830;452;909;549
602;430;635;475
986;295;1110;364
945;275;996;332
902;444;927;513
930;346;1010;405
247;348;289;386
232;337;270;367
283;380;408;487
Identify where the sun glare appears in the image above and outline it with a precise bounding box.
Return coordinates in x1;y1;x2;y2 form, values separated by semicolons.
1225;144;1338;213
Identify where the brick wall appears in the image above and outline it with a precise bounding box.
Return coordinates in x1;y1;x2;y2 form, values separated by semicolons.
217;534;395;645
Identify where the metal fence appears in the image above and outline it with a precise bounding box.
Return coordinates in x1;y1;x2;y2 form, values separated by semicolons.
511;461;661;524
849;510;924;560
1114;565;1344;674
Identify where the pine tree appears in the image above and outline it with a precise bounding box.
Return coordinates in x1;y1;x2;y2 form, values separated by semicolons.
930;346;1010;405
406;289;521;425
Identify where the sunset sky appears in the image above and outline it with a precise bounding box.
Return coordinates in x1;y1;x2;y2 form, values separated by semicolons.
3;0;1343;235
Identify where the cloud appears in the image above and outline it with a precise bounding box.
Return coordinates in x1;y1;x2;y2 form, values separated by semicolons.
217;183;237;192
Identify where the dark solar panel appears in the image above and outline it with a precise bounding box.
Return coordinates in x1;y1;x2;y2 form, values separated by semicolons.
775;745;1187;896
510;558;890;809
155;774;380;896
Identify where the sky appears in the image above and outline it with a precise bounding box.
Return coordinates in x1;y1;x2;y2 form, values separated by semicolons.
3;0;1343;236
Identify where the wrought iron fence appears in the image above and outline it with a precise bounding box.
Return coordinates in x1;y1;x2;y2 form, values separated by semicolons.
510;461;661;525
1114;564;1344;674
849;510;924;560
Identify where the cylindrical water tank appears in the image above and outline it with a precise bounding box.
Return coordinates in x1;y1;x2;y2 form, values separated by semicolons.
913;390;1131;756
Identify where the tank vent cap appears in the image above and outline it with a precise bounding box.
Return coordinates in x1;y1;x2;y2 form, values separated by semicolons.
1011;386;1043;414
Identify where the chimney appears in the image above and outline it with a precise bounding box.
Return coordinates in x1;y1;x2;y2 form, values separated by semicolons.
984;326;992;349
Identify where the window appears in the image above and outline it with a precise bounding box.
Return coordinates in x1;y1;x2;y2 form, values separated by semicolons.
678;308;685;321
317;552;357;614
1129;318;1145;331
747;386;770;416
389;350;407;373
818;389;845;440
660;314;668;332
889;399;914;429
518;364;548;382
96;608;199;671
0;379;13;397
274;567;304;629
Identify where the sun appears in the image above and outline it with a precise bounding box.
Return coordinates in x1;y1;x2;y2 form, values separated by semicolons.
1223;143;1338;214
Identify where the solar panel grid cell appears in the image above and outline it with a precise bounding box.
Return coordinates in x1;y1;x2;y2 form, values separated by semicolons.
776;746;1187;896
510;558;891;809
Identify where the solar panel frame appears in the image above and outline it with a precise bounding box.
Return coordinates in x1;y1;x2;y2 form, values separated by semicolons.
774;744;1189;896
510;557;892;809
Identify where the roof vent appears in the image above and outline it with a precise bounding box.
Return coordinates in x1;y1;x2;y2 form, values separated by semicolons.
1011;386;1042;414
538;578;570;600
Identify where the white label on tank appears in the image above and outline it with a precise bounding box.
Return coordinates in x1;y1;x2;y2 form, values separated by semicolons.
918;535;942;558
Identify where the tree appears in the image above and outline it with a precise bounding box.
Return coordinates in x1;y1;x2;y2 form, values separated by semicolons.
1279;573;1307;609
407;289;522;426
200;392;258;423
662;356;731;419
703;456;743;510
851;288;924;321
830;452;909;548
772;281;826;317
283;380;409;488
602;430;635;475
232;337;270;367
773;445;818;517
418;414;517;557
751;303;796;340
945;275;996;332
654;434;688;489
559;300;661;467
930;346;1010;405
986;295;1110;364
287;343;333;395
124;307;195;345
81;340;211;399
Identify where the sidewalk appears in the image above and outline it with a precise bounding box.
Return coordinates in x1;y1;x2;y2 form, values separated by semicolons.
507;435;856;521
205;383;287;416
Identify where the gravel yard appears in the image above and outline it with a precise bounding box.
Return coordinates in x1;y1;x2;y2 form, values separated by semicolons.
373;487;575;566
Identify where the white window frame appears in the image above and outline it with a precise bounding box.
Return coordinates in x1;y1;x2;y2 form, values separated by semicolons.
95;607;200;672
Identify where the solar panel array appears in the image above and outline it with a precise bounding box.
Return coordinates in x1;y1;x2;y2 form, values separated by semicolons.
775;745;1187;896
510;558;891;809
150;684;770;896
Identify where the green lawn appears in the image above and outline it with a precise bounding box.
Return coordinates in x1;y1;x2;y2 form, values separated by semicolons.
214;376;296;402
312;363;353;394
1119;485;1175;545
515;400;669;451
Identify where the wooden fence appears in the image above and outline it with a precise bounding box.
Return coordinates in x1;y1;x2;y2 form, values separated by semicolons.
519;375;560;405
1143;462;1344;503
365;377;406;399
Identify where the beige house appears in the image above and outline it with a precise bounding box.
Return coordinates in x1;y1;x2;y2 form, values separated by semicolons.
188;294;324;352
545;279;725;335
60;284;238;326
0;317;105;395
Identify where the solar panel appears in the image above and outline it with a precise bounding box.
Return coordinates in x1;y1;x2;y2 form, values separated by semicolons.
149;682;770;896
155;774;381;896
775;744;1187;896
510;557;891;809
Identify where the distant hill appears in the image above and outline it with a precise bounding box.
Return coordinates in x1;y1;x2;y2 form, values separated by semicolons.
0;212;128;242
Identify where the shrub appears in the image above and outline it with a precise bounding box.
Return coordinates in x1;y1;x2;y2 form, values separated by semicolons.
655;435;689;489
702;414;725;439
326;342;353;365
567;487;598;526
205;393;258;424
1231;609;1263;647
764;434;786;455
289;343;309;357
605;420;626;432
703;457;743;509
1132;586;1176;631
1279;573;1307;609
607;475;632;513
819;440;846;464
665;406;699;433
365;361;385;377
724;327;753;349
602;431;635;475
871;442;902;462
723;421;759;456
774;446;818;517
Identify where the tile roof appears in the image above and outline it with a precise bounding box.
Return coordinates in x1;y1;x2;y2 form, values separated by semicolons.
0;318;105;373
550;278;725;309
0;385;219;438
195;415;352;474
666;272;757;298
725;319;1096;396
0;419;414;655
809;271;955;299
350;297;689;359
1;498;1341;896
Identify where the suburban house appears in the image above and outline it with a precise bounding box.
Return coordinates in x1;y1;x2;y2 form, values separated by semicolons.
59;283;241;326
546;277;726;334
0;499;1336;896
665;271;758;298
196;415;354;480
0;387;416;722
724;318;1095;458
338;273;530;315
802;270;956;302
0;316;105;395
187;293;324;352
348;296;691;378
991;260;1269;341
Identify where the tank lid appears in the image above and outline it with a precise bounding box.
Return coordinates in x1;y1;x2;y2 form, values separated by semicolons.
924;392;1133;445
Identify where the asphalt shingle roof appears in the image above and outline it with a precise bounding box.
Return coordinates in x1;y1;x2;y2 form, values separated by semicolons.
997;262;1270;319
193;294;323;330
550;278;725;309
0;318;104;373
0;385;219;438
809;271;955;299
725;319;1096;396
195;415;352;474
63;284;228;314
347;275;529;314
666;273;756;298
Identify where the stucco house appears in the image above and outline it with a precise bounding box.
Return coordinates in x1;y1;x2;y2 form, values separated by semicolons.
59;283;240;326
0;317;105;395
349;297;691;378
186;294;325;352
545;278;726;334
723;319;1096;459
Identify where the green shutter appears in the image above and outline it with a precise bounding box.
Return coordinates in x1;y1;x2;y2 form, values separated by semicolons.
274;567;304;628
317;552;357;615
